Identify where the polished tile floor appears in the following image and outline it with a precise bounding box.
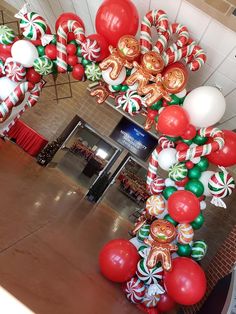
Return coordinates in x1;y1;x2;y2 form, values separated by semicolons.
0;141;141;314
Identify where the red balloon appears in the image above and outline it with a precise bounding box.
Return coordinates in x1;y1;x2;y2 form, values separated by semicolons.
175;177;189;187
45;44;57;60
147;109;158;120
157;105;189;137
66;44;77;56
55;12;85;32
67;55;78;66
87;33;109;61
176;142;189;152
207;130;236;167
181;124;196;140
164;257;207;305
99;239;139;283
157;293;176;312
137;304;160;313
26;68;42;84
95;0;139;47
185;161;194;169
72;64;85;80
168;190;200;223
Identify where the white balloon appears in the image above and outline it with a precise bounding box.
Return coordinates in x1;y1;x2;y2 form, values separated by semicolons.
200;201;207;210
0;77;19;101
199;170;215;196
183;86;226;127
101;66;126;85
165;178;175;187
158;148;177;171
11;40;38;68
129;237;143;250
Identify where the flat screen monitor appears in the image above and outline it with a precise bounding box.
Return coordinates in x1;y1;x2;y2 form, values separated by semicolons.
110;117;158;160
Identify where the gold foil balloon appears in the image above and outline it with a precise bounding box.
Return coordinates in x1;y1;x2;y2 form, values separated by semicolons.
162;62;188;94
144;219;177;271
99;35;140;80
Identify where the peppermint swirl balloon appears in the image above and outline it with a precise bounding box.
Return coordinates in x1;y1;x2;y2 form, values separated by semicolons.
0;59;4;76
137;224;150;242
138;245;150;259
19;12;47;40
149;176;165;195
0;25;15;45
177;223;194;244
208;168;235;198
81;38;101;61
123;277;145;304
191;240;207;261
85;63;102;82
137;259;163;285
142;289;160;308
146;195;165;217
169;162;188;182
5;60;26;82
34;56;53;76
116;90;142;116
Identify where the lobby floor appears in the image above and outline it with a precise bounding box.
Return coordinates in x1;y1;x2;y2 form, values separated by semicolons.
0;141;140;314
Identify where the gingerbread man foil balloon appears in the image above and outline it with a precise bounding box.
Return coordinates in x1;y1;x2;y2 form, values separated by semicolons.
126;51;165;94
99;35;140;80
144;219;177;271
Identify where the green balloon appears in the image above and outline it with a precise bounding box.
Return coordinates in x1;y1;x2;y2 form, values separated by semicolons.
154;115;159;123
179;96;186;104
67;65;73;72
168;94;180;105
150;100;163;110
177;244;192;257
126;68;132;76
112;84;122;91
51;35;57;45
191;212;204;230
181;138;193;145
164;214;178;226
77;46;82;57
121;85;129;92
166;136;180;142
163;186;178;200
52;60;58;74
193;134;208;145
185;179;204;197
188;166;201;179
69;40;77;45
82;58;92;66
196;157;209;172
37;46;45;57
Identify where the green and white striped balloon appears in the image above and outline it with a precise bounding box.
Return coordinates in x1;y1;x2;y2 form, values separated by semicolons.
137;224;150;242
169;162;188;182
0;25;15;45
191;240;207;261
34;56;53;76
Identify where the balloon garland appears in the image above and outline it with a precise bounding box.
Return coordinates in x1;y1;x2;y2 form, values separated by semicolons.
0;2;235;312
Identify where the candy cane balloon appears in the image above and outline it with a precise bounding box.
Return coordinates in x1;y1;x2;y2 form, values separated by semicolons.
140;9;169;54
147;127;225;190
0;81;34;120
57;20;86;73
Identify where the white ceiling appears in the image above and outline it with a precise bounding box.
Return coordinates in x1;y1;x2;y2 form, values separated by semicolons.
3;0;236;130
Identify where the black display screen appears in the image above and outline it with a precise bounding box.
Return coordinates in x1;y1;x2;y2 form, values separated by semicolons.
110;117;158;160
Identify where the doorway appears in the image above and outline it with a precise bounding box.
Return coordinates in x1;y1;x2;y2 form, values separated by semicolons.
52;119;121;190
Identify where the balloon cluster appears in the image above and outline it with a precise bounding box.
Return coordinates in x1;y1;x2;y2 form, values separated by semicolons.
98;1;236;313
0;3;111;130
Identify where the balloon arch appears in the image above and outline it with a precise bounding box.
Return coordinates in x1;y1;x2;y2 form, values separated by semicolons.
0;0;235;312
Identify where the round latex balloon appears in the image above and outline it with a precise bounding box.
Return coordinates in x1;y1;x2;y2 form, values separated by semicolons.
157;105;189;137
95;0;139;47
207;130;236;167
11;40;38;68
158;148;177;171
99;239;139;283
164;257;207;305
199;171;215;196
157;293;176;312
0;76;18;100
168;190;200;223
183;86;226;128
102;66;126;85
